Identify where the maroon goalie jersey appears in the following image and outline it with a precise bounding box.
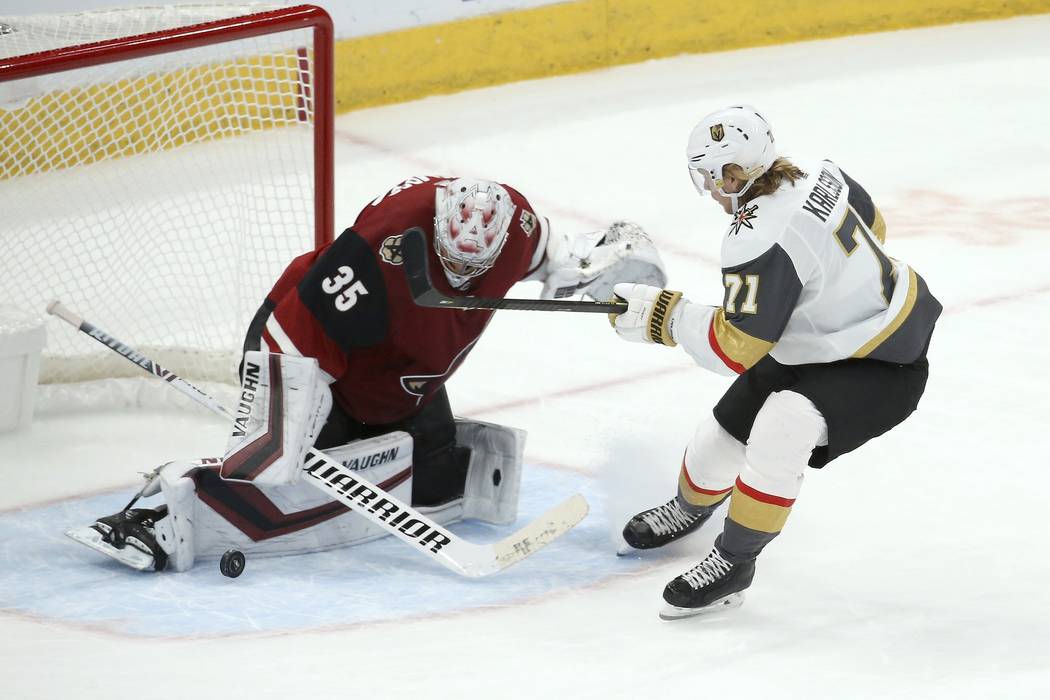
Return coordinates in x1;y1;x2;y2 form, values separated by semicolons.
257;176;547;425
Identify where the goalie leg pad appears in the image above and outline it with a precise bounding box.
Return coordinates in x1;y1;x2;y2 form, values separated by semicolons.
154;460;198;572
455;419;526;525
188;432;416;562
221;351;332;486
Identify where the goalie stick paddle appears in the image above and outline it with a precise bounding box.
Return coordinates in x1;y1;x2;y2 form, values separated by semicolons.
400;227;628;314
46;300;589;578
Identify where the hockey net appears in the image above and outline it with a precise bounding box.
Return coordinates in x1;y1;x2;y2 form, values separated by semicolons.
0;4;333;400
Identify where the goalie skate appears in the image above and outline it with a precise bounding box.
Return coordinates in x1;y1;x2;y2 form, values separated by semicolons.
65;507;169;572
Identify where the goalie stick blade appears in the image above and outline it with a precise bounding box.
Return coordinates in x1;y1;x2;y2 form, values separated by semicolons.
452;493;590;577
302;448;589;578
399;227;627;314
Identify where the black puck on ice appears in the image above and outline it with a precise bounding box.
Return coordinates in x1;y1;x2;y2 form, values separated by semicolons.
219;549;245;578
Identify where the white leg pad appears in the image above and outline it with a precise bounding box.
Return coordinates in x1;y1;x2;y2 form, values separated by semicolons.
455;418;526;525
742;390;828;500
187;432;416;563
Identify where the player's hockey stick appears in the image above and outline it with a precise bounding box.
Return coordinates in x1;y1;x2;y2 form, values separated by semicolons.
400;227;628;314
47;300;588;578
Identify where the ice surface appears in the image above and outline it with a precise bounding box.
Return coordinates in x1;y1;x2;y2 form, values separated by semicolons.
2;15;1049;700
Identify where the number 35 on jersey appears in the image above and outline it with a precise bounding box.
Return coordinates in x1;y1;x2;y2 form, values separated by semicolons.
322;265;369;311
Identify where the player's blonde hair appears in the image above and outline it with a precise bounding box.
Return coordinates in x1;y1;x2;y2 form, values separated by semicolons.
726;158;806;203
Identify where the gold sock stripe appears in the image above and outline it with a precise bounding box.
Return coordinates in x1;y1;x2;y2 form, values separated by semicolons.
726;483;793;534
648;290;682;346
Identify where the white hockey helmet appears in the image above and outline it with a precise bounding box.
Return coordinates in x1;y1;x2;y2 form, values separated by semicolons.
433;178;515;288
686;105;776;212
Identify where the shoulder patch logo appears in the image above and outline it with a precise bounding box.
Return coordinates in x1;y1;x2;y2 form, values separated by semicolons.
710;124;725;142
380;234;403;265
730;204;759;236
519;210;537;237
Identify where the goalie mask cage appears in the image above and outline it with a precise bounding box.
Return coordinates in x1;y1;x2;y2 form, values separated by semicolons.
0;4;333;387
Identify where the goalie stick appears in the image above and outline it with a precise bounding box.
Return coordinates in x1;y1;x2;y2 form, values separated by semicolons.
47;300;588;578
400;227;628;314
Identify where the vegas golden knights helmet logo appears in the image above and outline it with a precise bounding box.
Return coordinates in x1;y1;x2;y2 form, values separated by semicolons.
709;124;725;142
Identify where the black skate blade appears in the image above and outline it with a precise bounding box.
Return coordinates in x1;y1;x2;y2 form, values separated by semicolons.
658;591;745;620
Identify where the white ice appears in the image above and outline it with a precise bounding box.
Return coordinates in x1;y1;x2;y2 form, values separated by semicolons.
3;15;1050;700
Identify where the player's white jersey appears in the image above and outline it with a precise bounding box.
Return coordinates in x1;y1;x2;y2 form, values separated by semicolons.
700;159;940;372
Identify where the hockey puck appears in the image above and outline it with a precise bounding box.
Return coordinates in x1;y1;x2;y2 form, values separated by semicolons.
219;549;245;578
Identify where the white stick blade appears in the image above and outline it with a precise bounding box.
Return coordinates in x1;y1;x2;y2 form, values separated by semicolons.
488;493;589;573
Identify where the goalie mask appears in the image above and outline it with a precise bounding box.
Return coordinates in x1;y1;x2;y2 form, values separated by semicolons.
686;105;776;213
433;178;515;289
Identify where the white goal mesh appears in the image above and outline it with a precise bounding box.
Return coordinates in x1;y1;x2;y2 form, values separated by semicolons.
0;4;332;388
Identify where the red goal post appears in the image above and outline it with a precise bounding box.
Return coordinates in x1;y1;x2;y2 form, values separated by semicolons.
0;4;334;388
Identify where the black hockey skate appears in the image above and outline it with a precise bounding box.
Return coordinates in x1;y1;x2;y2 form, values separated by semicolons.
88;506;169;571
622;498;713;550
660;547;756;620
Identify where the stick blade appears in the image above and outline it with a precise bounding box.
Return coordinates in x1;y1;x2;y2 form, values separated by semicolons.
479;493;589;575
399;227;442;305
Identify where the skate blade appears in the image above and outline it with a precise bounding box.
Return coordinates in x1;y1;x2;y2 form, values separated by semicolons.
65;526;155;571
659;591;745;620
615;543;638;556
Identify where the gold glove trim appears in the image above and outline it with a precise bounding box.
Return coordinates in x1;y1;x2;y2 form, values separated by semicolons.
648;289;682;346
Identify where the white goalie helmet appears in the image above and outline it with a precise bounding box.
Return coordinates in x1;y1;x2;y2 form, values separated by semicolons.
433;178;515;288
686;105;776;212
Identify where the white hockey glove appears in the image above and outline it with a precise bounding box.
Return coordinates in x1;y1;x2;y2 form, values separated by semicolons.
611;282;686;346
220;351;332;486
540;221;667;301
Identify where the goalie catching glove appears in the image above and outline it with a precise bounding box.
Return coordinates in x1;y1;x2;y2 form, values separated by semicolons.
536;221;668;301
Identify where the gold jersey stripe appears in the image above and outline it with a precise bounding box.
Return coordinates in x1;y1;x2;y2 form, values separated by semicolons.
727;485;793;534
871;207;887;244
678;469;733;508
711;310;774;371
853;268;918;358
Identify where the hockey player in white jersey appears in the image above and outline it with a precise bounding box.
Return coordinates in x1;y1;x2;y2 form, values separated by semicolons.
612;105;941;619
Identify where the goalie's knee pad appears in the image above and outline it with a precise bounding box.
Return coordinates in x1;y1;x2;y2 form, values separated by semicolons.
456;418;526;525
